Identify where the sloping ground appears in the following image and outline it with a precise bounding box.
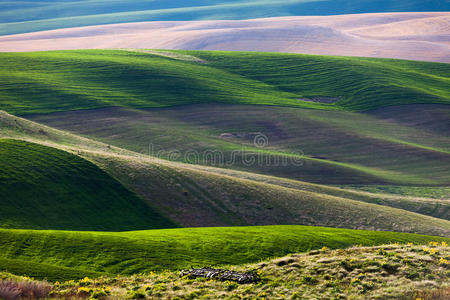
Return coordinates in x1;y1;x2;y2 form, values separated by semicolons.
1;13;449;63
0;0;448;35
367;104;450;137
39;243;449;299
28;104;450;187
2;110;450;234
0;50;448;115
0;226;448;281
0;138;175;230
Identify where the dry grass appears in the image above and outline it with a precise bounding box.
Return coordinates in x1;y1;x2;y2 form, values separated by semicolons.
41;243;450;299
0;279;52;300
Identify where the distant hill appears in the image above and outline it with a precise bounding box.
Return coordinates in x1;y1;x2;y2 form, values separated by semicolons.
0;0;449;35
1;13;449;63
0;139;176;230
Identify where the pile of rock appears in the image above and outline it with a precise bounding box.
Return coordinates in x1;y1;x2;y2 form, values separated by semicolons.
179;268;260;284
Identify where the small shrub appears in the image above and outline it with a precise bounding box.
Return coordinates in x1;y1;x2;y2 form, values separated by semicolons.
90;289;109;299
0;281;21;300
425;273;435;280
301;275;318;285
0;280;52;300
78;277;93;287
381;262;399;274
17;280;53;298
361;281;375;293
226;282;238;291
127;290;146;299
185;290;201;300
406;271;420;280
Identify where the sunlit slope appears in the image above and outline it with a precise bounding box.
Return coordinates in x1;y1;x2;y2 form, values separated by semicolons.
0;50;448;115
1;111;449;235
191;51;450;111
1;0;449;35
0;139;176;230
0;226;448;281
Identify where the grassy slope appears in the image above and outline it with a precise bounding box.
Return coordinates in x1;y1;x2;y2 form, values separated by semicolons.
2;111;449;234
0;138;176;230
28;104;450;187
27;105;450;185
42;244;450;299
0;50;448;115
0;226;448;281
191;51;450;111
0;0;449;35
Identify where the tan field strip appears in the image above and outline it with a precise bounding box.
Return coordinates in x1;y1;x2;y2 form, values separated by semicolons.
0;12;449;62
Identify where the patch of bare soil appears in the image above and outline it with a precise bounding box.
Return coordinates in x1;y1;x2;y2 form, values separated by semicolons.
297;97;341;104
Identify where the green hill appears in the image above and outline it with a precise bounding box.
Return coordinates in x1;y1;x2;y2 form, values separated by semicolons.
0;225;448;281
1;111;449;236
0;139;176;230
0;50;448;115
0;0;449;35
29;103;450;187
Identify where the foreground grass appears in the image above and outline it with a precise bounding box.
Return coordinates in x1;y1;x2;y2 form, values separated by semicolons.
0;226;449;282
2;243;449;299
0;138;175;230
0;50;449;115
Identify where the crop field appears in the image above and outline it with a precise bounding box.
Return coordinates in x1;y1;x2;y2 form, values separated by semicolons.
0;0;449;35
1;111;449;235
0;50;448;115
0;47;448;297
28;103;450;187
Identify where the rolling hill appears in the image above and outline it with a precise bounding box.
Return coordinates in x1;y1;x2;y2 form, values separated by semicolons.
0;0;449;35
1;50;447;187
0;138;176;230
28;104;450;187
0;50;448;115
0;226;448;281
1;110;449;236
1;13;448;63
0;49;449;285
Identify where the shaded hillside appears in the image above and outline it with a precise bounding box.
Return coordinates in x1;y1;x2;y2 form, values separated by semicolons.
0;139;176;230
28;104;450;186
1;111;449;235
0;0;449;35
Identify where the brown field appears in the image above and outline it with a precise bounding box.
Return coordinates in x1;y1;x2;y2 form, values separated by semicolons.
0;12;449;62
